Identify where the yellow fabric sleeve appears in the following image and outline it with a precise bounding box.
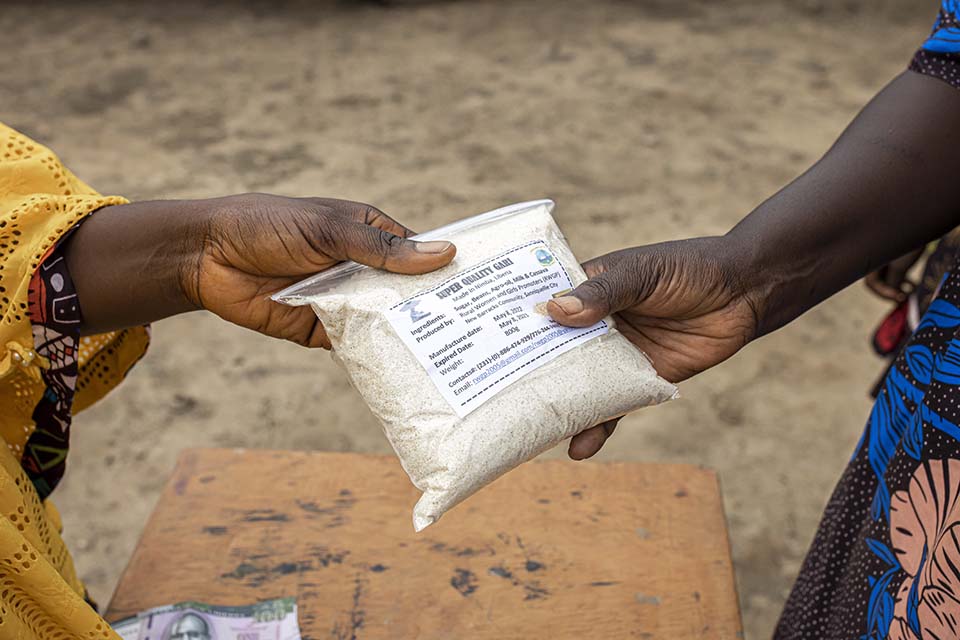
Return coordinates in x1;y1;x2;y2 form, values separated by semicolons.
0;123;149;638
0;123;150;453
0;444;115;640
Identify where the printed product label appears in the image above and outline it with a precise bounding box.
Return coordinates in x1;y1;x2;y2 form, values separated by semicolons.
385;240;608;417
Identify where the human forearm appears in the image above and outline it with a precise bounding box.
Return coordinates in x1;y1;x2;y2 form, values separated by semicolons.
728;70;960;335
64;199;204;335
549;69;960;459
62;194;456;343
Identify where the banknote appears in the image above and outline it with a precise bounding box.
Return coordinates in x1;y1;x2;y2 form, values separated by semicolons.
111;616;142;640
111;598;300;640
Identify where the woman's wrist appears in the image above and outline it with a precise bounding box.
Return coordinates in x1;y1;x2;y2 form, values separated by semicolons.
717;227;808;340
700;233;756;338
63;199;210;334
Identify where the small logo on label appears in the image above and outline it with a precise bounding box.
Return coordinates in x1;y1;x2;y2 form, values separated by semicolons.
534;248;555;266
399;299;431;323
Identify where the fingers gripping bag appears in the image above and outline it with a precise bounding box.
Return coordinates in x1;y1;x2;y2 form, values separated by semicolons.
274;200;677;531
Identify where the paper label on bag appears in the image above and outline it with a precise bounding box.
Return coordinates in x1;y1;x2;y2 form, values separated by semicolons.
385;240;608;417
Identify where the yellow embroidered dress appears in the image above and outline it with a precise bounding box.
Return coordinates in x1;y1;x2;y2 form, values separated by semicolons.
0;123;149;639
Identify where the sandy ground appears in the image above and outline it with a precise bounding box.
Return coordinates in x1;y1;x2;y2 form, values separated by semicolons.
1;1;941;637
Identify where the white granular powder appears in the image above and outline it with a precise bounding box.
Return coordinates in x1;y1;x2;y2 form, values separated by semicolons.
276;200;677;531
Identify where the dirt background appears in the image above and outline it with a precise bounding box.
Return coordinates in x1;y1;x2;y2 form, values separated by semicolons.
1;1;941;637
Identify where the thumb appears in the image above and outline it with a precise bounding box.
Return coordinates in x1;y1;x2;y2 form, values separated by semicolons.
334;220;457;275
548;256;641;327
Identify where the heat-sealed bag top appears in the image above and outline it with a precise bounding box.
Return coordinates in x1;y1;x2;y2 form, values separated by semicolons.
274;200;677;531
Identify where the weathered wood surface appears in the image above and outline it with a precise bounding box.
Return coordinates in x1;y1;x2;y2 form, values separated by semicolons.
106;449;742;639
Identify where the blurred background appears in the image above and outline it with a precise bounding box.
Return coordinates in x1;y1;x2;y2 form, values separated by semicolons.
0;0;940;637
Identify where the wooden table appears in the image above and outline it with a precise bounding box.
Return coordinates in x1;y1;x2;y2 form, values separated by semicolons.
107;449;742;638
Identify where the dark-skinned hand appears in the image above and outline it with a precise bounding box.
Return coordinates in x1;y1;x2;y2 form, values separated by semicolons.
65;194;457;343
548;238;759;460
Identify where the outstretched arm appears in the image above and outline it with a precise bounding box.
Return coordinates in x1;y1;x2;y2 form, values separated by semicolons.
64;194;456;346
549;70;960;458
730;70;960;335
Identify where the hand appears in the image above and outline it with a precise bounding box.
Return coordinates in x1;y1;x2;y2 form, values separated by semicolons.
547;237;760;459
183;194;455;347
864;248;923;302
66;194;456;344
546;72;960;459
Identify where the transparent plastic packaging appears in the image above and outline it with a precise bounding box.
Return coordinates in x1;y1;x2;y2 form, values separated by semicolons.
275;200;677;530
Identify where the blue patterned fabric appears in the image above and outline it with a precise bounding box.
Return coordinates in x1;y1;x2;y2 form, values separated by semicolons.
772;7;960;637
911;1;960;89
776;268;960;638
922;1;960;53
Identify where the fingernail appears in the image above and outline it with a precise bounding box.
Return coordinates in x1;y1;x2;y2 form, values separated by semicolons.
415;240;453;254
553;296;583;315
